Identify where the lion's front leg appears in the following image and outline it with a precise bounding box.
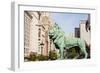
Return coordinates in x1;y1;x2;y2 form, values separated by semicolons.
60;48;64;59
60;43;65;59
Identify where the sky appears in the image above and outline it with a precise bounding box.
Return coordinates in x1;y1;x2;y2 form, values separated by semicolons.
51;12;89;35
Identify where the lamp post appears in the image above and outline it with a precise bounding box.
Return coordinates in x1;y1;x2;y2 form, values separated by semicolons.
40;42;44;55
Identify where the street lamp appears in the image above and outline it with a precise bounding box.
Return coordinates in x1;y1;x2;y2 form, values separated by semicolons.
40;42;44;55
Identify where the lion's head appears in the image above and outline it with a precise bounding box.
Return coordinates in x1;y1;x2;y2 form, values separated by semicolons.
49;24;59;39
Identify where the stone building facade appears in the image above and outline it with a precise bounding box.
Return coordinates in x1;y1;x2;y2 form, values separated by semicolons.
80;20;91;46
24;11;32;57
24;11;55;57
75;15;91;46
75;20;91;46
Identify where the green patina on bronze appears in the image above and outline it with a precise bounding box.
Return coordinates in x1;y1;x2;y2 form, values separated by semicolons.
49;24;88;59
